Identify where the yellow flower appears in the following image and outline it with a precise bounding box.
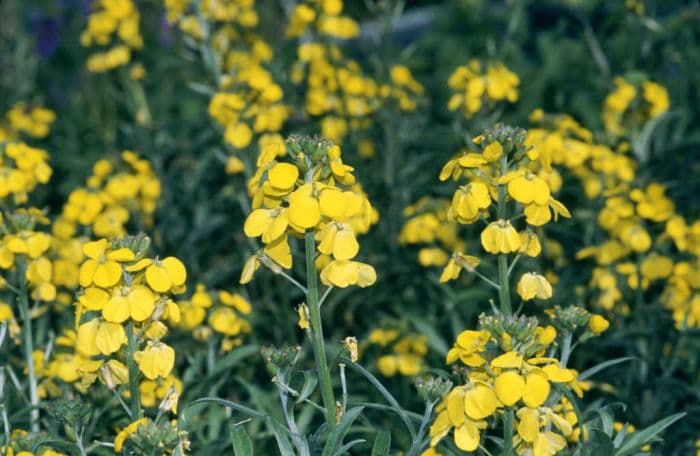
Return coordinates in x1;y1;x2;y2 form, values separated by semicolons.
446;330;489;366
102;285;155;323
517;273;553;301
588;315;610;334
451;182;491;222
114;418;150;452
209;307;243;336
320;259;376;288
480;220;521;254
343;336;359;362
79;239;125;288
507;172;550;205
482;141;503;162
263;236;292;269
77;318;126;356
439;251;480;283
297;304;310;330
145;257;187;293
240;255;261;284
244;208;289;244
134;341;175;380
519;231;542;257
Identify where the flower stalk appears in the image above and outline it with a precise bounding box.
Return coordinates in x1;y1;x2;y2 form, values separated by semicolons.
16;261;39;432
497;155;512;316
125;321;142;419
304;230;336;430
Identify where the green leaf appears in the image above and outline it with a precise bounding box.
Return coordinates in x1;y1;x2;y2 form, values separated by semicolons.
342;358;416;440
587;429;616;455
182;397;265;424
615;412;686;456
266;416;296;456
322;406;365;456
578;357;636;381
371;430;391;456
333;439;366;455
229;423;253;456
295;370;319;405
408;315;448;355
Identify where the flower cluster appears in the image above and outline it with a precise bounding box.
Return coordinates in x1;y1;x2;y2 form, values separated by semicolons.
164;0;259;38
241;136;377;288
176;283;252;352
81;0;143;73
1;103;56;140
365;327;428;377
0;210;55;303
428;309;610;455
438;124;570;287
379;65;426;113
399;197;462;268
447;60;520;118
292;42;379;144
56;151;161;240
208;71;289;151
287;0;359;40
602;75;670;137
0;143;52;205
75;236;185;389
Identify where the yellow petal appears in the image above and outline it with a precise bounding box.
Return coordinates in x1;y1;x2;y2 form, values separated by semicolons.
128;286;155;321
288;184;320;229
107;248;136;262
78;259;98;287
79;287;109;311
523;371;550;408
464;383;497;420
319;187;348;219
517;408;540;443
125;258;152;272
244;209;273;238
494;371;525;406
93;261;122;288
162;257;187;287
333;228;359;260
454;421;481;452
103;295;130;323
83;239;108;259
76;319;100;356
264;236;292;269
490;351;523;369
146;264;172;292
96;321;126;355
268;162;299;190
446;388;466;426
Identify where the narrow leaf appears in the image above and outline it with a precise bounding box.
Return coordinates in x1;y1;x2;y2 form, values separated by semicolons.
266;416;296;456
229;423;253;456
371;430;391;456
578;357;636;381
322;406;365;456
616;412;686;456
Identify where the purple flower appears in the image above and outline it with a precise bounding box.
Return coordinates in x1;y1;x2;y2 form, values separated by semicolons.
28;13;60;59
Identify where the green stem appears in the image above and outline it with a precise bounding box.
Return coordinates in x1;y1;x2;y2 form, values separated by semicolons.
125;321;142;419
503;409;514;455
17;263;39;432
496;155;512;316
560;332;573;368
304;230;336;430
497;255;512;316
